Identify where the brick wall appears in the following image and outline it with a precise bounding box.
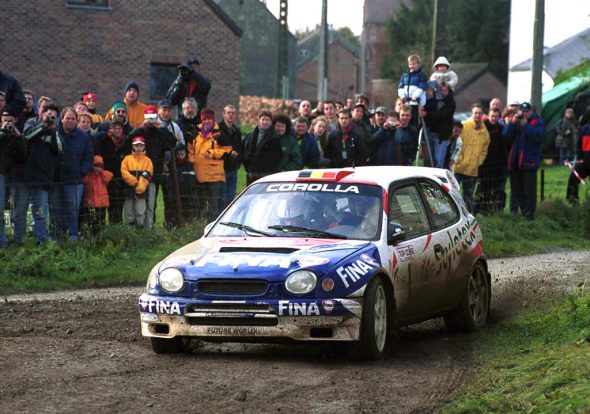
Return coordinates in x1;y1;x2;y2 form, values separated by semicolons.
0;0;241;117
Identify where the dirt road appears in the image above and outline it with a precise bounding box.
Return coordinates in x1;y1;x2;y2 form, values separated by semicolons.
1;251;588;413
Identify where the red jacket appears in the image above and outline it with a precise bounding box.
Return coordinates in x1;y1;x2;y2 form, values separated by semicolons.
82;155;113;208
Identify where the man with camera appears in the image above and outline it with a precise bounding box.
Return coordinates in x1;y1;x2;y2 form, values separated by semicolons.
11;104;62;246
166;57;211;122
502;102;545;219
369;109;403;166
0;108;27;247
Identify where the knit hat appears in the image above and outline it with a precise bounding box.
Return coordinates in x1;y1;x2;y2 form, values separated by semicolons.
112;102;128;113
132;136;146;145
200;107;215;121
83;93;97;102
124;81;139;93
433;56;451;69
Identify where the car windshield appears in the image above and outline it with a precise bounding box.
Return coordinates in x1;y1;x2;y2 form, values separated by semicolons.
209;181;383;240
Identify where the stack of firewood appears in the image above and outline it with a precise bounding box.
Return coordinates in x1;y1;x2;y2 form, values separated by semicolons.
239;96;299;126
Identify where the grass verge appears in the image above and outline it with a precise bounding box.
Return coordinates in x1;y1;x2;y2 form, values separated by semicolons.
442;291;590;413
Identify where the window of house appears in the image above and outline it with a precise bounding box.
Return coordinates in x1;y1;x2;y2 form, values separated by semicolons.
150;63;178;101
66;0;110;9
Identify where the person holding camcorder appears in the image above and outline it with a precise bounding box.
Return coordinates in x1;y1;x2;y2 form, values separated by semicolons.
166;57;211;122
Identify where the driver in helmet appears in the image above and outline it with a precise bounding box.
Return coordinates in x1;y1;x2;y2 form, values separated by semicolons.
277;196;308;227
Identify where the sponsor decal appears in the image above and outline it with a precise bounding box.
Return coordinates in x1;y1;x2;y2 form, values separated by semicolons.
140;298;181;315
297;256;330;267
360;253;379;267
266;183;360;194
278;300;320;316
322;300;335;314
206;327;258;335
336;259;375;288
397;245;416;262
193;254;291;268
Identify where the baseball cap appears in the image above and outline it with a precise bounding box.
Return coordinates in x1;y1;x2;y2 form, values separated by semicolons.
375;106;387;114
158;99;173;108
131;136;145;145
144;105;158;119
520;102;532;111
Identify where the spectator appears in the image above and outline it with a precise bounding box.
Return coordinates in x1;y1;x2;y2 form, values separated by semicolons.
0;68;25;116
566;107;590;203
128;105;177;228
335;101;344;112
310;116;331;167
325;109;366;168
19;89;37;128
77;112;94;138
0;108;27;247
243;109;282;185
217;104;242;207
345;97;354;110
92;117;128;224
355;95;372;126
430;56;459;90
370;110;401;166
104;82;147;128
0;92;6;114
555;107;578;166
167;57;212;120
293;116;320;169
323;100;338;133
176;97;199;145
157;99;184;145
394;105;419;166
82;93;103;127
297;100;313;124
49;107;94;241
372;106;387;133
165;144;198;225
351;103;371;147
74;101;89;115
81;155;113;235
445;121;464;171
453;104;490;212
188;108;230;222
274;113;302;172
398;54;428;126
312;101;324;117
475;109;506;215
420;82;456;168
121;136;153;227
96;101;133;136
24;96;52;132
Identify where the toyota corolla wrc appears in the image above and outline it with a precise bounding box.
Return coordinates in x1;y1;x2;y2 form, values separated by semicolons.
139;166;491;359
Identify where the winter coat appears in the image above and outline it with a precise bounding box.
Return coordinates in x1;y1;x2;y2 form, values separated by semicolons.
555;117;578;151
128;125;177;184
370;127;401;166
454;118;490;177
121;151;153;195
54;125;94;183
423;92;456;141
188;123;231;183
296;132;320;169
166;69;212;116
82;156;113;208
398;67;428;106
0;128;27;179
243;126;282;176
430;56;458;90
104;98;147;129
217;120;243;173
92;130;127;178
22;121;61;184
481;120;507;168
325;125;366;168
177;114;199;146
503;113;545;171
277;134;303;172
0;71;25;115
394;125;419;166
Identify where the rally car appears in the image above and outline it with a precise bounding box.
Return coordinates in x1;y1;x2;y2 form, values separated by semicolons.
139;166;491;359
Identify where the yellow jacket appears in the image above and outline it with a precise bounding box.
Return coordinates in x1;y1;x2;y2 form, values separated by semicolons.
121;151;153;194
104;98;147;128
188;123;231;183
454;118;490;177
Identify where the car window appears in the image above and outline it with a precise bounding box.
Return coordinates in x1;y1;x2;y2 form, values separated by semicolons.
389;185;430;239
419;181;459;229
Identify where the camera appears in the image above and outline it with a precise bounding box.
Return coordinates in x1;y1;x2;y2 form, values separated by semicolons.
45;114;56;124
1;122;12;134
388;121;397;127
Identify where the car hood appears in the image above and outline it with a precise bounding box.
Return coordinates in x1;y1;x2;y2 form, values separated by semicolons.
158;237;371;282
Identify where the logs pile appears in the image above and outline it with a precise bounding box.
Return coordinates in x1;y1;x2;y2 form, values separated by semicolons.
239;96;298;126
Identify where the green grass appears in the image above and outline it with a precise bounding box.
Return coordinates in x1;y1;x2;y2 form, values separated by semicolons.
442;292;590;413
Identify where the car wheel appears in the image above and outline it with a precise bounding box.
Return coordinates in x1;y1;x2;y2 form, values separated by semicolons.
150;337;188;354
357;277;390;360
444;262;490;332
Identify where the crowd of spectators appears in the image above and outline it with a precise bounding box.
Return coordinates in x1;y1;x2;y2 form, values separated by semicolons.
1;53;588;247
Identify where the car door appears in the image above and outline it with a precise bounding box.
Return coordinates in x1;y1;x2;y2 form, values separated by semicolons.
387;181;438;320
416;179;464;310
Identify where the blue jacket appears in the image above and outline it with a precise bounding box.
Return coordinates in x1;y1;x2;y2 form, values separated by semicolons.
370;128;399;166
55;124;94;183
503;113;545;171
296;132;320;169
398;68;429;105
394;126;419;166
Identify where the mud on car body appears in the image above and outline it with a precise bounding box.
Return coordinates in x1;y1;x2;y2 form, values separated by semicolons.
139;167;491;359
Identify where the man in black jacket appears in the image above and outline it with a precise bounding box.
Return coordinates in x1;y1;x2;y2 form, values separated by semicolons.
325;109;366;168
218;104;242;207
176;97;199;145
243;110;281;185
166;57;212;122
421;82;456;168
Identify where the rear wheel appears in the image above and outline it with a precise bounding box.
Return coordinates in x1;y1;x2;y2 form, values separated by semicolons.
150;337;190;354
444;262;490;332
357;277;390;360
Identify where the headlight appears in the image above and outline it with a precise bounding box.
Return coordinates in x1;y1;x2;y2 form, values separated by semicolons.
285;270;317;294
159;268;184;292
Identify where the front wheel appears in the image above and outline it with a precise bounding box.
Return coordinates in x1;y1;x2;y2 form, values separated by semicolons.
357;277;391;360
444;262;490;332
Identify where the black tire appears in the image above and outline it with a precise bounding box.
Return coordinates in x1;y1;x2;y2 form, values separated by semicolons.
357;277;390;360
150;337;186;354
444;262;490;332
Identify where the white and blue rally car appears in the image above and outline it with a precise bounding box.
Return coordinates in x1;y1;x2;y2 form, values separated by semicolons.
139;167;491;359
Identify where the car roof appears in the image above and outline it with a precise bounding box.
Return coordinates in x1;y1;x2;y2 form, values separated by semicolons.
257;166;457;190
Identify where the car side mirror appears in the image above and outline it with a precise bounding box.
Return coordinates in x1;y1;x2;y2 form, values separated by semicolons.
387;222;406;245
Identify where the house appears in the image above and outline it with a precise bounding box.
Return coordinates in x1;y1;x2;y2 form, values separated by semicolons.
0;0;242;115
295;29;359;101
215;0;297;98
452;63;507;112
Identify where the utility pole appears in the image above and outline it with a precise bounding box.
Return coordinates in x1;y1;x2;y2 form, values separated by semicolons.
317;0;328;101
277;0;289;98
430;0;450;68
530;0;545;111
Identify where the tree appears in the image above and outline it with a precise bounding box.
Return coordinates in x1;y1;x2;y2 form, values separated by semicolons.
335;26;360;48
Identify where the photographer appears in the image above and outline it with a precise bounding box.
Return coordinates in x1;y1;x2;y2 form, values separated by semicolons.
502;102;545;219
166;57;211;121
12;104;61;246
369;110;403;166
0;108;27;247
